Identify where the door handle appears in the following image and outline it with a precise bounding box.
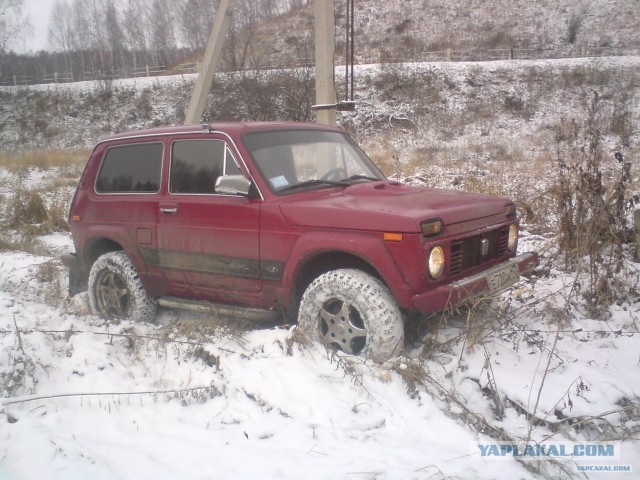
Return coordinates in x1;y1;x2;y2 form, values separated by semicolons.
160;206;178;214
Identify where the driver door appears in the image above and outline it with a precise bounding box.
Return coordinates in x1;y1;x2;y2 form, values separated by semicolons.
156;136;262;300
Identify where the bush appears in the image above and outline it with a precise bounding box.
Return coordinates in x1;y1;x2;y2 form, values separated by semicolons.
567;14;582;44
554;91;637;310
8;189;48;228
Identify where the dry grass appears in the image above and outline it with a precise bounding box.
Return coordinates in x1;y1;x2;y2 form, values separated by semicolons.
7;189;48;228
2;182;72;237
0;149;89;170
369;147;401;178
0;149;86;245
368;134;560;237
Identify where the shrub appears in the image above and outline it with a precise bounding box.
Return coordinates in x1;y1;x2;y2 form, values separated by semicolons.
8;189;48;228
394;19;411;35
567;14;582;44
554;91;637;310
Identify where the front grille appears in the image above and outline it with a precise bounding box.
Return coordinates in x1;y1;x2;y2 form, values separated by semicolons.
448;227;510;276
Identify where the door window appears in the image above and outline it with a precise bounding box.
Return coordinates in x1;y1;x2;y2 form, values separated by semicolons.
170;139;240;194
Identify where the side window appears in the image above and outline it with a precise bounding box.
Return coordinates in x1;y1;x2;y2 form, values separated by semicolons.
95;142;163;193
170;139;241;194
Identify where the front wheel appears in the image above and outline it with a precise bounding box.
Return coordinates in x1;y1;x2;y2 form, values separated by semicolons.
298;269;404;363
88;251;157;322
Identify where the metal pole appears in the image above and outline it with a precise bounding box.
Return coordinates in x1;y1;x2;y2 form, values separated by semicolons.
345;0;350;101
349;0;355;101
185;0;238;125
314;0;337;126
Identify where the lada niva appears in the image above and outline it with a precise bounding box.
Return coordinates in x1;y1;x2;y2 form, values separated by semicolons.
63;122;538;362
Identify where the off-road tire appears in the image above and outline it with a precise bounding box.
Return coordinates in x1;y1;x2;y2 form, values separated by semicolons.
298;269;404;363
88;251;157;322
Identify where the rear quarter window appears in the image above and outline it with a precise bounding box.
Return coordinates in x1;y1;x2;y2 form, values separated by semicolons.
95;142;163;193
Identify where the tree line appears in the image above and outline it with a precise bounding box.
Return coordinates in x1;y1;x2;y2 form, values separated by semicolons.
0;0;311;84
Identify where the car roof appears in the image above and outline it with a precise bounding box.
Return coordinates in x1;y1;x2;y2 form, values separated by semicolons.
101;121;343;143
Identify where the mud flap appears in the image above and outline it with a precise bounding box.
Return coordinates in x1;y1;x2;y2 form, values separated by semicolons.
61;253;88;296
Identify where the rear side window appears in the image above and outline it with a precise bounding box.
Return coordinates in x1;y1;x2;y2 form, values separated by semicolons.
95;142;163;193
170;139;241;194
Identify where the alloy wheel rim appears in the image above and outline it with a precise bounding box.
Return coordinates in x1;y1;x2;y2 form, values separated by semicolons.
96;270;130;319
318;298;367;355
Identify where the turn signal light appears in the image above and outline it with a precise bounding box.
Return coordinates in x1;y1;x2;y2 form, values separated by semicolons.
384;232;403;242
421;219;443;238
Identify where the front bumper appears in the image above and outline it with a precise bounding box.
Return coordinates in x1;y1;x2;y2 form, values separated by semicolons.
411;252;538;313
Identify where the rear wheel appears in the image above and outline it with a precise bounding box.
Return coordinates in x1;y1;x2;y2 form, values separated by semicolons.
298;269;404;363
88;251;157;322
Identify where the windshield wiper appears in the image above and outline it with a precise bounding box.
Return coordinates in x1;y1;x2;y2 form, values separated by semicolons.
277;179;346;193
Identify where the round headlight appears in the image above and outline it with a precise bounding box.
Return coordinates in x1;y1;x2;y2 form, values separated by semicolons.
428;246;445;279
508;224;518;251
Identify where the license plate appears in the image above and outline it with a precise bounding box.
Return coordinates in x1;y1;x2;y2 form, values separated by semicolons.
487;263;520;293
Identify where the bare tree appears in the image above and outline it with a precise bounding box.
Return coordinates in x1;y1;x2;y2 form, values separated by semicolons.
0;0;32;79
122;0;152;68
48;0;76;73
104;0;124;71
149;0;182;66
78;0;108;66
0;0;32;53
181;0;218;52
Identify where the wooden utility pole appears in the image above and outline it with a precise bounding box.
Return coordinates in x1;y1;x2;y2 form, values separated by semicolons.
186;0;338;127
185;0;238;125
314;0;337;126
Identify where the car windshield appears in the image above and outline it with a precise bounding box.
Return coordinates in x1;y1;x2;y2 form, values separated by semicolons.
244;129;385;194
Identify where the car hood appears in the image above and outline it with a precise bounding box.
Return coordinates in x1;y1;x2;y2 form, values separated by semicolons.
279;181;511;232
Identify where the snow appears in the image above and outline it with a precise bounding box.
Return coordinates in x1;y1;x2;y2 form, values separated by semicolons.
1;55;639;479
0;253;531;480
1;165;638;479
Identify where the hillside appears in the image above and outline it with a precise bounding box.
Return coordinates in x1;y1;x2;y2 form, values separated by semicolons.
242;0;640;66
1;56;638;173
0;58;639;473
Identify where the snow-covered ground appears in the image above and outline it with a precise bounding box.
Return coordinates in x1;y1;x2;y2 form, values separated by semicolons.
1;239;639;479
0;161;638;480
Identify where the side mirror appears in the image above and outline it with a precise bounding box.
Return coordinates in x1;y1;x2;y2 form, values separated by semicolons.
215;175;252;196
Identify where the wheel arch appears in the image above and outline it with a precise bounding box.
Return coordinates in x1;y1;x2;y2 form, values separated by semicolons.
83;237;124;269
294;250;382;301
79;224;146;272
287;249;396;322
282;232;416;315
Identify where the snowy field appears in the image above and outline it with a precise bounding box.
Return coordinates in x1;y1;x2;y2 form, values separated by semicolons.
0;168;638;480
1;56;640;479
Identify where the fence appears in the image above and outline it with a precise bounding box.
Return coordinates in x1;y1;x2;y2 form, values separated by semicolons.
131;65;168;77
41;72;74;84
1;46;638;87
178;62;199;74
0;75;32;86
373;45;640;65
0;64;173;86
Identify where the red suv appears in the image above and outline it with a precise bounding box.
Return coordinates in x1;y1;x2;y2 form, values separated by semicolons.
63;122;537;362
